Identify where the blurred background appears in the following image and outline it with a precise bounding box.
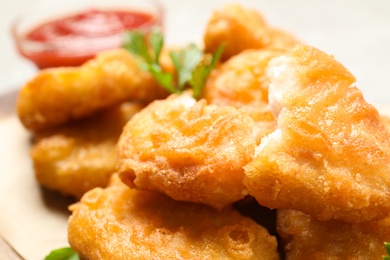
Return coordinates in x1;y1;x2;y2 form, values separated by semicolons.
1;0;390;105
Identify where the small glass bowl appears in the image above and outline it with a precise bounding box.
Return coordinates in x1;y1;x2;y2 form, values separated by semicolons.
11;0;163;69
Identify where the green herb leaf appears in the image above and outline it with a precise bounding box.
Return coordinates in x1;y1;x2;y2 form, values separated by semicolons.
386;242;390;255
189;45;224;99
123;31;151;63
45;247;79;260
122;28;223;99
148;63;177;94
384;242;390;260
149;27;164;63
170;44;203;89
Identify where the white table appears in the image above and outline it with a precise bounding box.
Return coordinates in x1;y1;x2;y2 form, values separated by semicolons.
1;0;390;105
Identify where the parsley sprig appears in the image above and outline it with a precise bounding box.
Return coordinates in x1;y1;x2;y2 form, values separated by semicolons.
45;247;79;260
384;242;390;260
122;28;223;99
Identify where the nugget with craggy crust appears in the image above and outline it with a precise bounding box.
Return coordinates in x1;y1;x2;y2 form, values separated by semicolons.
17;49;169;131
202;49;277;108
277;209;390;259
204;4;298;61
382;115;390;131
31;102;143;199
117;93;257;209
244;45;390;223
201;49;281;143
68;175;279;260
268;28;299;52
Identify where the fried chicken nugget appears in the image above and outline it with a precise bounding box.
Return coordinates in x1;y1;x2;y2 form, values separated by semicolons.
17;48;168;131
31;102;143;199
277;209;390;259
244;45;390;222
117;93;257;209
382;115;390;131
204;4;298;61
201;49;281;143
68;175;279;260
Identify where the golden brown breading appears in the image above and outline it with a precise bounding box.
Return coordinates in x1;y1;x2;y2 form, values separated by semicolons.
203;4;298;61
277;209;390;259
117;93;257;209
201;49;280;143
268;28;300;52
17;49;169;131
31;103;143;199
68;175;279;260
381;115;390;131
244;45;390;222
202;49;276;108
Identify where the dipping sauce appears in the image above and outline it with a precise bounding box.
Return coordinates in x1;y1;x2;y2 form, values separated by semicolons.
14;8;162;69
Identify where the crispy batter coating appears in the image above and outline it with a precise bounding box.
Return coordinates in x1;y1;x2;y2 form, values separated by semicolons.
382;115;390;131
68;175;279;260
117;93;257;209
244;45;390;222
277;209;390;259
201;49;280;143
202;49;276;109
17;49;168;131
204;4;298;61
268;28;299;52
31;103;143;199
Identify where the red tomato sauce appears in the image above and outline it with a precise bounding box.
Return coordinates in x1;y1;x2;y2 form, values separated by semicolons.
20;9;156;68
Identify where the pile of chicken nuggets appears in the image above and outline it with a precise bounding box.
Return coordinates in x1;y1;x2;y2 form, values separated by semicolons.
17;4;390;259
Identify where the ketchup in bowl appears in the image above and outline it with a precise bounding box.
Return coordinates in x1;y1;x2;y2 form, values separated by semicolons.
12;0;163;69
